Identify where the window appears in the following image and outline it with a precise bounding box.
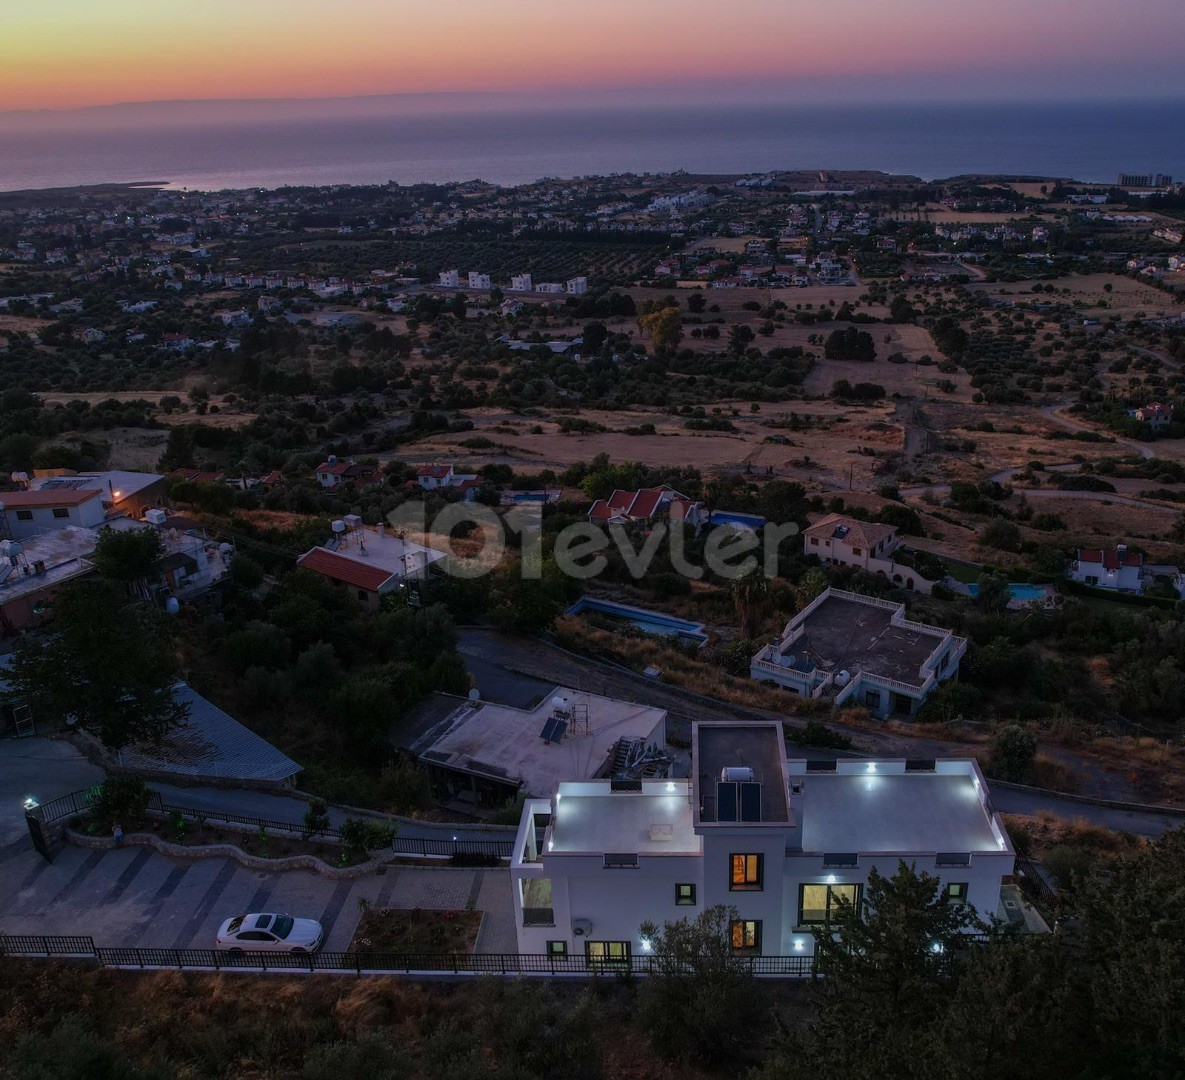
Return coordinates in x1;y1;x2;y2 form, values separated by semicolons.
852;546;862;556
52;507;70;519
810;536;819;546
944;883;968;905
675;883;696;906
547;940;568;958
730;919;762;954
798;883;862;926
585;941;630;966
357;590;369;602
603;853;639;869
15;510;33;521
730;853;762;891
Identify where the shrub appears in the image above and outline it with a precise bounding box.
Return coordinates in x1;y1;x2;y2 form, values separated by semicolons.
339;817;397;863
988;725;1037;783
302;798;331;840
88;777;150;827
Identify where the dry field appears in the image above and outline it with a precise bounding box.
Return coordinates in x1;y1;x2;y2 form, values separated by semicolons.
967;273;1184;319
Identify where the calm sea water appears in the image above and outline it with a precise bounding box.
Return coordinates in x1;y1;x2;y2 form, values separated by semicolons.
1;100;1183;192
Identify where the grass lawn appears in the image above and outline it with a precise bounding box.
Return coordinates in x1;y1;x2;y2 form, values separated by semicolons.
940;556;984;584
349;908;482;955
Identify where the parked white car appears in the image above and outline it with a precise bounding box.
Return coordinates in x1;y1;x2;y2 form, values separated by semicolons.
215;913;324;953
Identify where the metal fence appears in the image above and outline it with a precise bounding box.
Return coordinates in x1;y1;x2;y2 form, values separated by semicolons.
0;935;814;978
38;787;513;860
1015;856;1059;908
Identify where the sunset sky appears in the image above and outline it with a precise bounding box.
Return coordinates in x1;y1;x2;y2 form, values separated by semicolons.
3;0;1184;113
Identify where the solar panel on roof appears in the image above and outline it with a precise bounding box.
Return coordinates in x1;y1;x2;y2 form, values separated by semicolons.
716;781;738;821
550;719;568;743
539;717;559;742
739;781;762;821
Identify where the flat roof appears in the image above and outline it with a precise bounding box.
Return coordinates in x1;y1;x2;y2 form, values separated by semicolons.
794;594;937;687
801;773;998;853
0;526;96;604
409;689;666;797
318;527;446;578
549;785;699;855
0;488;101;508
695;723;789;824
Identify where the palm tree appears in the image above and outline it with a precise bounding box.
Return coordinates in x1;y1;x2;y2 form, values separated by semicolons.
730;565;770;640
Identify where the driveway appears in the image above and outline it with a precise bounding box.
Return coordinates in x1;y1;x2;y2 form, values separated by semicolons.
0;837;516;954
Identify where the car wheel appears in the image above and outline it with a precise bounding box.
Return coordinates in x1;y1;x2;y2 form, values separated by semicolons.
291;947;307;954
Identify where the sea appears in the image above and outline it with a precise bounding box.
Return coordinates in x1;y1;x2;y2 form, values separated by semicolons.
1;99;1183;193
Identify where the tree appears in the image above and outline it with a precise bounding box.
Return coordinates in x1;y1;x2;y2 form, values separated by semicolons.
979;519;1022;552
686;291;707;313
92;527;163;589
795;567;829;610
581;320;608;352
4;580;187;750
636;904;766;1067
988;724;1036;782
824;326;876;362
637;305;682;349
730;564;770;638
974;570;1012;612
728;323;755;352
760;863;986;1079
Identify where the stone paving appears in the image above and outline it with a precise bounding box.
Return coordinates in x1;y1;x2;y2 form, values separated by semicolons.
0;835;517;954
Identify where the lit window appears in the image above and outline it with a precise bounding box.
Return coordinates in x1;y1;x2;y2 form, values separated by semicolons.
585;941;630;966
730;853;762;891
945;883;968;905
676;883;696;906
730;919;762;953
798;883;862;926
547;940;567;958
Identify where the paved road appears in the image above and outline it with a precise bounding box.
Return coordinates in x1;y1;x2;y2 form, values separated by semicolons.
990;786;1181;839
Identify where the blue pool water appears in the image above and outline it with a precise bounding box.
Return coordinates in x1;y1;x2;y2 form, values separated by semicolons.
709;511;766;530
567;597;709;644
966;582;1048;602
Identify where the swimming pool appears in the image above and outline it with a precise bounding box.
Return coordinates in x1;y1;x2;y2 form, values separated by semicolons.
709;511;767;531
566;597;709;644
966;582;1049;603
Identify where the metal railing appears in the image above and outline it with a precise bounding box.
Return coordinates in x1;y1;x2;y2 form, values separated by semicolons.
0;935;815;977
35;787;104;824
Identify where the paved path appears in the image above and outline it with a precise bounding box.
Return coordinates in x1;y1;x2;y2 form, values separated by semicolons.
989;786;1180;838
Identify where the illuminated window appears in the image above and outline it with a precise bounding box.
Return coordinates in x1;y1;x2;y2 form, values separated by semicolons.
547;940;567;958
730;919;762;954
676;883;696;906
798;883;862;926
730;853;763;891
945;882;968;904
585;941;630;966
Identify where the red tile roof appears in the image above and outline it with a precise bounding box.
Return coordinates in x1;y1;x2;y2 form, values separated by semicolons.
804;513;898;548
628;489;664;519
606;489;634;512
296;548;392;592
418;465;453;479
316;461;351;475
0;487;102;508
1078;548;1142;569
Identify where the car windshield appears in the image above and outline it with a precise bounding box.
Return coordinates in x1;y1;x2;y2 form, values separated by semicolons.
225;916;245;934
272;916;295;939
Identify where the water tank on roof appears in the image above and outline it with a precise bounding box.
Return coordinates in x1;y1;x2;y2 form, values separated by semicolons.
721;766;755;784
0;539;22;561
344;513;363;529
331;519;346;534
835;670;851;688
327;454;338;466
165;597;180;615
145;508;168;526
218;542;233;556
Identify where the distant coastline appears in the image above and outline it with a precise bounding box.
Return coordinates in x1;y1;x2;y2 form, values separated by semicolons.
1;99;1182;193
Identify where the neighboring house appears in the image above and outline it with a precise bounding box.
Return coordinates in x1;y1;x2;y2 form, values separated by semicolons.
438;270;460;288
1130;402;1173;429
313;456;380;489
29;469;166;518
0;527;96;634
171;468;225;485
1068;545;1144;593
416;464;479;497
468;271;492;290
512;720;1014;961
0;488;107;541
395;689;667;808
587;486;699;526
296;523;445;610
565;277;588;295
510;273;533;293
803;513;936;594
750;588;966;718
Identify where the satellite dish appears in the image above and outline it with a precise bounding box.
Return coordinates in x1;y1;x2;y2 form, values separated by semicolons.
468;688;481;702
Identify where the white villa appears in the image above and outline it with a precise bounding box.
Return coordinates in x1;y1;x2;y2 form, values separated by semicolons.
803;513;938;594
512;721;1014;962
750;588;966;718
1068;545;1144;593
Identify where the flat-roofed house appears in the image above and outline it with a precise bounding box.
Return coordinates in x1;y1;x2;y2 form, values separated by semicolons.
511;720;1014;962
750;588;966;718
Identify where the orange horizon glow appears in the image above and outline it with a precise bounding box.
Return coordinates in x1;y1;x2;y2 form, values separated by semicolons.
3;0;1184;112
